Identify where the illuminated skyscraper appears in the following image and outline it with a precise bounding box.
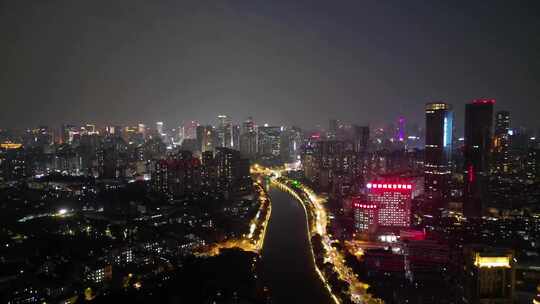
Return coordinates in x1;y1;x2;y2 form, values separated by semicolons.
97;136;128;179
151;151;202;197
84;124;97;135
351;125;370;152
366;181;412;230
242;117;255;134
105;125;116;136
238;117;255;158
279;126;302;162
424;102;453;211
464;99;494;218
328;119;340;139
232;125;240;149
493;111;511;175
215;147;251;194
183;121;198;140
216;115;233;148
526;148;539;183
396;117;405;142
138;123;146;138
61;124;79;144
25;126;53;148
196;125;215;153
240;131;257;159
123;126;143;145
215;147;236;187
156;121;164;136
257;125;282;157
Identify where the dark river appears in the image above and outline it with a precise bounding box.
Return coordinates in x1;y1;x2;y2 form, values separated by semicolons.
261;187;333;304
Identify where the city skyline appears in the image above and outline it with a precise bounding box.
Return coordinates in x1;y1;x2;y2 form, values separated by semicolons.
1;2;540;304
0;101;535;138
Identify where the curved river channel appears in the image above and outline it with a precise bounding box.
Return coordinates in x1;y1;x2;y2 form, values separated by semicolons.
260;187;333;304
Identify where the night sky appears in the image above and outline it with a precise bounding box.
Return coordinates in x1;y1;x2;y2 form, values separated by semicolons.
1;0;539;132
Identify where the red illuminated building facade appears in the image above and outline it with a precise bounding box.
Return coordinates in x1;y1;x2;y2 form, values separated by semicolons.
352;195;378;233
367;181;412;230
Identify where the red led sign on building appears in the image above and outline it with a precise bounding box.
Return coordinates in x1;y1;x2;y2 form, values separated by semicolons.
353;203;377;209
472;98;495;105
366;183;412;190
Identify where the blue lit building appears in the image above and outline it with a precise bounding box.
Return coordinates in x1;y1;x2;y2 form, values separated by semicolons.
424;102;453;212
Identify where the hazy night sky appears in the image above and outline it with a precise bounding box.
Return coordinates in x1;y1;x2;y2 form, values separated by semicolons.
1;0;539;133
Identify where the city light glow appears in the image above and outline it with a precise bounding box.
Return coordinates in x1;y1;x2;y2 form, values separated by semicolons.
474;256;511;268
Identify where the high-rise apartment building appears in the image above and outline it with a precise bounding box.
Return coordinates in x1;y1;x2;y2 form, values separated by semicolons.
242;117;255;134
526;148;539;183
232;125;240;150
352;196;378;233
215;147;251;194
151;150;202;197
61;124;79;144
216;115;233;148
137;123;146;138
328;119;340;139
156;122;164;136
182;121;198;140
257;125;282;157
351;125;370;152
396;117;405;142
240;131;257;159
196;125;215;153
464;99;494;217
493;111;511;175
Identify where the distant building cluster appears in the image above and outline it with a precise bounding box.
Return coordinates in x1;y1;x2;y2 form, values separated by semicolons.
0;116;280;303
291;99;540;303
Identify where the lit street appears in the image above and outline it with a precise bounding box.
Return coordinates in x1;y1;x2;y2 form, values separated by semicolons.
272;172;382;304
